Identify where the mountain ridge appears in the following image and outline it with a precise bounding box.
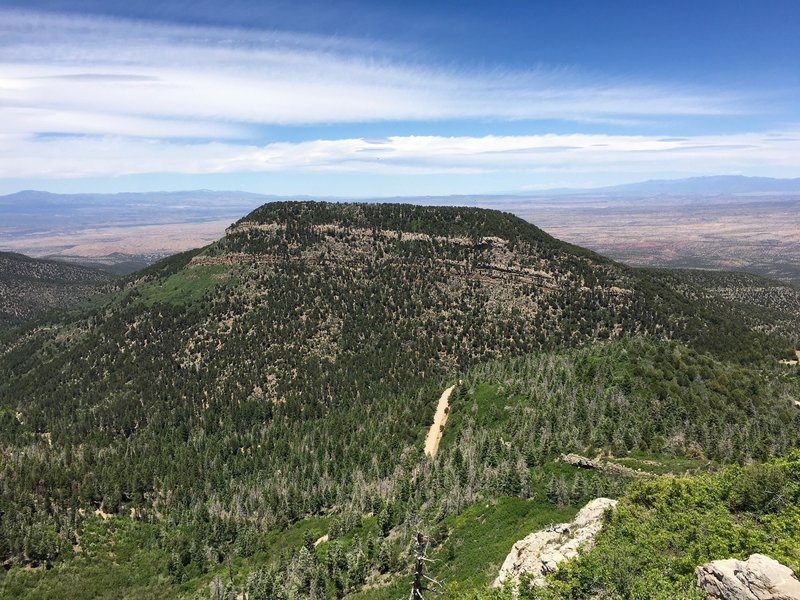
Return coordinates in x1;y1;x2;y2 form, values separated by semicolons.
4;175;800;204
532;175;800;197
0;251;112;327
0;201;798;599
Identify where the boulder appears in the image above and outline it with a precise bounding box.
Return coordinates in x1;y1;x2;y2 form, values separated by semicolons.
560;453;650;478
696;554;800;600
561;453;599;469
493;497;617;588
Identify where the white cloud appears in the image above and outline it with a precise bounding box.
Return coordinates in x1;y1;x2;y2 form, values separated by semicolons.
1;106;247;139
0;7;792;190
0;7;750;140
1;131;798;179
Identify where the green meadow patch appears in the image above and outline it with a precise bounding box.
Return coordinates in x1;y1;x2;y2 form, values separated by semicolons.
138;265;235;306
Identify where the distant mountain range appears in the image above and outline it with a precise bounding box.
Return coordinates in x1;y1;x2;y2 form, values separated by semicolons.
3;176;800;213
566;175;800;196
355;175;800;200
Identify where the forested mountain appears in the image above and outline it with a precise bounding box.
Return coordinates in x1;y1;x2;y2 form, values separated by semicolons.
0;202;797;599
645;268;800;343
0;251;112;328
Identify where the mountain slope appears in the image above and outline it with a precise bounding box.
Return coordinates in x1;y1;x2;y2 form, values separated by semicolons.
0;201;797;598
646;268;800;345
0;251;112;327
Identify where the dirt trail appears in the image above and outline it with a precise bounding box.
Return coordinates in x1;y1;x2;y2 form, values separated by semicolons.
424;385;455;457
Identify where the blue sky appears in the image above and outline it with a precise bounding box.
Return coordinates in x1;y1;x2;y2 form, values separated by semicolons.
0;0;798;195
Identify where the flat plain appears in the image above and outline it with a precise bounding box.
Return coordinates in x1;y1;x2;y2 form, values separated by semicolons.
503;194;800;285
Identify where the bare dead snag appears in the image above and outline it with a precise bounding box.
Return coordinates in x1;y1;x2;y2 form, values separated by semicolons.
409;532;426;600
409;532;443;599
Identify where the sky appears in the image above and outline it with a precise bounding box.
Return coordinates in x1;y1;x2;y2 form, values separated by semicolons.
0;0;799;196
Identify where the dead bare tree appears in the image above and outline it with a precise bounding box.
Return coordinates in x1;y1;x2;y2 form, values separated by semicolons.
409;533;425;600
408;533;443;600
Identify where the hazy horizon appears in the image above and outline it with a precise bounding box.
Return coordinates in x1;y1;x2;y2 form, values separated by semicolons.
2;173;800;200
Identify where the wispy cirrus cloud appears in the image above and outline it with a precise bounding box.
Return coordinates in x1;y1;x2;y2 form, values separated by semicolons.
0;7;794;191
1;131;798;179
0;7;750;140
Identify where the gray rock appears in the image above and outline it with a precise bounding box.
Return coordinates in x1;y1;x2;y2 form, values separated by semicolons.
493;497;617;588
696;554;800;600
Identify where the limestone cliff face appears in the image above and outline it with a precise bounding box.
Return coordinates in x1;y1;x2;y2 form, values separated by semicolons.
493;497;617;588
696;554;800;600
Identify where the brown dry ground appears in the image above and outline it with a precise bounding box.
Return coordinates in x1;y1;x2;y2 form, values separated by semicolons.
0;219;232;259
505;194;800;285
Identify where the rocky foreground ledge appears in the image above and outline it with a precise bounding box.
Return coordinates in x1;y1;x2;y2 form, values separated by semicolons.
696;554;800;600
493;497;617;588
494;498;800;600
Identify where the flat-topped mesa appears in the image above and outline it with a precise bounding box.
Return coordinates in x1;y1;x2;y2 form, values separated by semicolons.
226;220;509;249
231;201;558;244
204;203;595;293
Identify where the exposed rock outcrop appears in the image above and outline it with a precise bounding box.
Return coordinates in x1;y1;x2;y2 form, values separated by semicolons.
493;497;617;588
561;453;598;469
696;554;800;600
561;453;651;478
